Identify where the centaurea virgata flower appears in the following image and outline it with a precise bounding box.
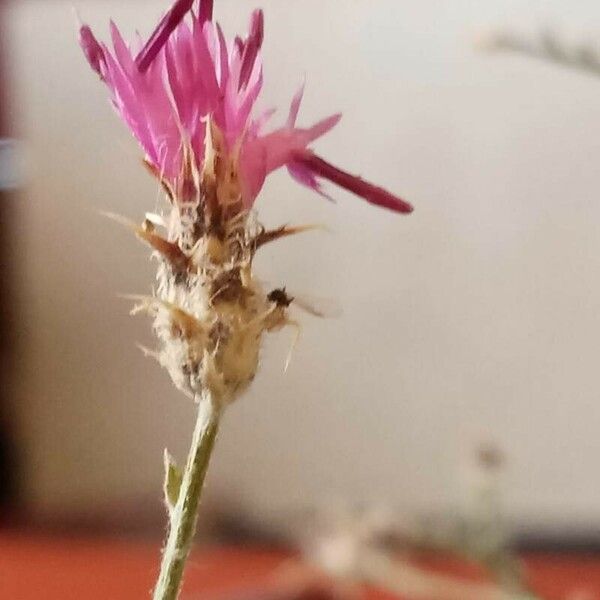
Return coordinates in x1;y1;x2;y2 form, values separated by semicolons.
79;1;413;599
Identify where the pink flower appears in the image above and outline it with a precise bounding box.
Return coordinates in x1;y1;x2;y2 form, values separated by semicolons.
79;0;412;213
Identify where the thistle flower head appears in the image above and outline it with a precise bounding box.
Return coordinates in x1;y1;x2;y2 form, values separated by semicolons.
79;0;413;405
79;0;413;214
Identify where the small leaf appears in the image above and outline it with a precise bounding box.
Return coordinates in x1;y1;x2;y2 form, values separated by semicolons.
163;449;182;513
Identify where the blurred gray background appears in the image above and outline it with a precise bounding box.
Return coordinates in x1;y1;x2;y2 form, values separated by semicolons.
6;0;600;535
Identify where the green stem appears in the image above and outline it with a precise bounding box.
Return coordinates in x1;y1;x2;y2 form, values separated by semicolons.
152;394;221;600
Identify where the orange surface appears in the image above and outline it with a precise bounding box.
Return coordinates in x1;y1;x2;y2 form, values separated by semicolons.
524;554;600;600
410;551;600;599
0;533;389;600
2;532;600;599
0;534;289;600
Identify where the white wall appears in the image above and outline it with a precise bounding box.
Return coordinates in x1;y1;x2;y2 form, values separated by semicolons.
7;0;600;531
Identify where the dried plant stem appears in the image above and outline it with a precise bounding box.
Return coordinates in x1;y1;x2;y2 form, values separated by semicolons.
478;29;600;79
153;394;221;600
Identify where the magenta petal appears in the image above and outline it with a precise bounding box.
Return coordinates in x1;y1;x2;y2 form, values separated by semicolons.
248;8;264;47
292;151;413;213
259;112;341;173
135;0;194;73
238;139;268;207
79;25;106;78
215;23;230;88
286;82;305;128
238;10;264;91
191;21;220;108
109;21;135;73
238;40;259;90
304;113;342;142
198;0;213;24
102;49;158;165
287;160;333;201
235;66;263;132
164;41;190;122
233;36;244;56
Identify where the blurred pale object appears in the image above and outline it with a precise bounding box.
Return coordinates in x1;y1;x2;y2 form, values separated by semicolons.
0;138;22;190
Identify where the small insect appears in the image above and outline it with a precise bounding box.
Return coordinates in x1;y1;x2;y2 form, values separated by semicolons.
267;287;294;307
268;286;342;318
265;286;341;372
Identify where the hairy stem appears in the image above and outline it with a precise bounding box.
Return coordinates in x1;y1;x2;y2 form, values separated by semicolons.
153;394;221;600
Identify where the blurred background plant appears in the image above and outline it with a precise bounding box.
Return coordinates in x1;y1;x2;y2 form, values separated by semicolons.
476;27;600;78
